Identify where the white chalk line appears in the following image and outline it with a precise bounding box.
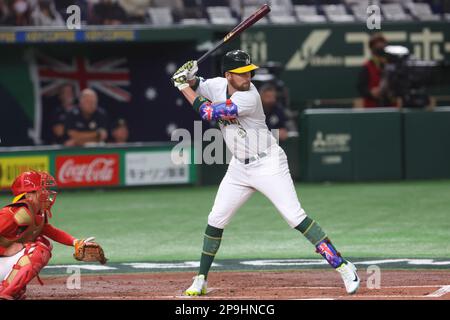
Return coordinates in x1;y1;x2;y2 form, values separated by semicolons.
168;284;450;300
162;295;436;300
338;295;435;299
39;285;450;300
292;298;336;300
374;285;450;289
233;285;450;290
425;285;450;297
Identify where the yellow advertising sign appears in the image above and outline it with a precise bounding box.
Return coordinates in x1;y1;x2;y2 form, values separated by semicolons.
0;156;49;189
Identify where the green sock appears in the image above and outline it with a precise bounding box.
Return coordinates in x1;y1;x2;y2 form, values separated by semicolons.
295;216;345;269
295;216;327;246
199;224;223;279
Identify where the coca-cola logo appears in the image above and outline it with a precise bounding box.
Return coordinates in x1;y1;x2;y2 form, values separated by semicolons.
56;155;119;187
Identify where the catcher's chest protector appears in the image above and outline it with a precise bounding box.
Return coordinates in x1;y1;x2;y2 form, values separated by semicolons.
0;204;45;248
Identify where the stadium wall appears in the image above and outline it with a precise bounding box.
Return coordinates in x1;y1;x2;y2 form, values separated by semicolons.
0;143;196;191
299;107;450;181
1;22;450;146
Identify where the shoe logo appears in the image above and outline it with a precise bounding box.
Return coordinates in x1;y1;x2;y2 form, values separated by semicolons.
352;272;358;282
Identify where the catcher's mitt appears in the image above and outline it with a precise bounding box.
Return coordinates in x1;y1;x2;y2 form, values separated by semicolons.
73;237;107;264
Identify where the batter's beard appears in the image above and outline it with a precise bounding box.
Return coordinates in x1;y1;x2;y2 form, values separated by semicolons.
229;79;251;91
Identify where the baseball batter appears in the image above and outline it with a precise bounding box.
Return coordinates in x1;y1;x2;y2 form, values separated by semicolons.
0;171;106;300
172;50;360;296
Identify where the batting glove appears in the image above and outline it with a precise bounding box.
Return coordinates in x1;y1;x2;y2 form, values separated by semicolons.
184;60;198;81
172;69;189;91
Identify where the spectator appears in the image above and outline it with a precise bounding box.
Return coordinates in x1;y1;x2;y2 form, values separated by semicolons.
49;84;77;145
151;0;184;21
0;0;9;25
182;0;207;19
109;118;129;143
5;0;32;26
118;0;150;23
91;0;127;25
64;88;109;146
206;0;230;6
356;33;397;108
31;0;65;26
260;83;289;142
231;0;294;13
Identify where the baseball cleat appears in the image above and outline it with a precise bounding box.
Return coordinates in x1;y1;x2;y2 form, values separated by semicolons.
336;261;360;294
184;274;207;296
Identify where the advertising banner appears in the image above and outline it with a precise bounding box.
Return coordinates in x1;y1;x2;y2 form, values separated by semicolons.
0;155;49;189
125;150;190;186
55;154;120;187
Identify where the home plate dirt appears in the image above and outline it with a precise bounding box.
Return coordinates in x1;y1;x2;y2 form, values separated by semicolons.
26;270;450;300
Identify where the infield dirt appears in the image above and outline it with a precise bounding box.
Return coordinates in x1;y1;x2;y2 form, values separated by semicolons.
27;270;450;300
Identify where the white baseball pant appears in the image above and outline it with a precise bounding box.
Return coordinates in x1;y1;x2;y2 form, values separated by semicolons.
0;248;26;280
208;144;307;229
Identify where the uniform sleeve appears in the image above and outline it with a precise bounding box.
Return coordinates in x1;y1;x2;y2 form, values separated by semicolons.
0;211;17;256
230;91;257;117
42;224;76;246
196;78;214;102
0;211;17;238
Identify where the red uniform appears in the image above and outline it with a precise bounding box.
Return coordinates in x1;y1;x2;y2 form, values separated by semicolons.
358;59;398;108
0;171;76;300
0;199;75;255
363;59;382;108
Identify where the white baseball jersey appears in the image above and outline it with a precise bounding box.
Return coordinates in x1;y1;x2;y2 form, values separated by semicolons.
196;76;307;230
196;77;277;161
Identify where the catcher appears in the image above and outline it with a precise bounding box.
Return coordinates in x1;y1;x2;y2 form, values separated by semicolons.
0;170;107;300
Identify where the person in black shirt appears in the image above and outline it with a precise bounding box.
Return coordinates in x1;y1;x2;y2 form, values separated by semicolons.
64;88;109;146
260;83;289;142
91;0;127;25
50;83;77;145
109;118;129;144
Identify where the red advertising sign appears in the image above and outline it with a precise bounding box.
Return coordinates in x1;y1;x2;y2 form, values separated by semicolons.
55;154;120;187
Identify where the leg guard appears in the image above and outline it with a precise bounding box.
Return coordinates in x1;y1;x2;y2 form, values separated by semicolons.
315;238;345;269
295;217;344;269
0;239;52;300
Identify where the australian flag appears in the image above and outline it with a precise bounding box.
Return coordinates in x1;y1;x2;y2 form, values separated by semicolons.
36;42;214;144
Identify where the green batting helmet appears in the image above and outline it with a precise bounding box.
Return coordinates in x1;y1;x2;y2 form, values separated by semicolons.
221;50;259;75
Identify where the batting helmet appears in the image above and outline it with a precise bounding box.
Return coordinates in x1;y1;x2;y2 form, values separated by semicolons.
221;50;259;75
11;171;58;212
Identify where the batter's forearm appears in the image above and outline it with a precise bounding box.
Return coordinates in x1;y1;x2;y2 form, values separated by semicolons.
180;86;198;105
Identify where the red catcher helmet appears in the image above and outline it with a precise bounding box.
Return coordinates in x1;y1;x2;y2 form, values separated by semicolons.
11;171;58;217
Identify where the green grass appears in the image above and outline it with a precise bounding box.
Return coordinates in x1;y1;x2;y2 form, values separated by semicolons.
1;180;449;264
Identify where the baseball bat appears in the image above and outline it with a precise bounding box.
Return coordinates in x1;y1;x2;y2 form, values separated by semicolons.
197;4;271;65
